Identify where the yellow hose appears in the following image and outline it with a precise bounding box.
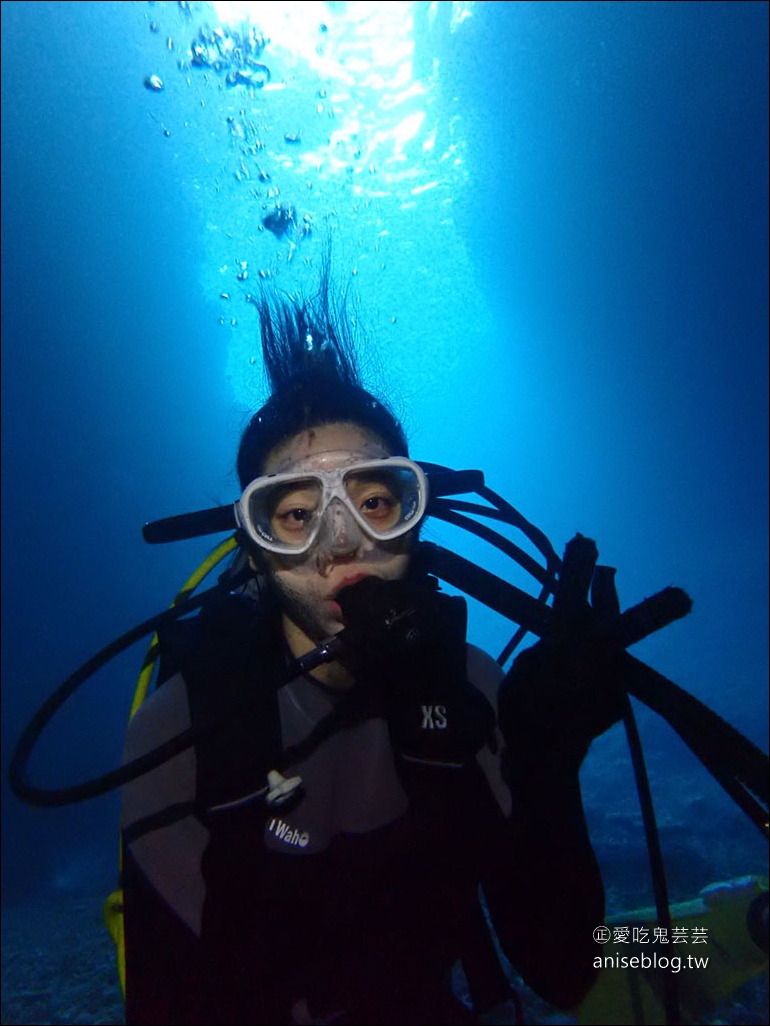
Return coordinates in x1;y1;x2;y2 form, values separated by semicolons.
129;535;239;719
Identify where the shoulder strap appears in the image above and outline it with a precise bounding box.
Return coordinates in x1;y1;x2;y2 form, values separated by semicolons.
157;592;284;810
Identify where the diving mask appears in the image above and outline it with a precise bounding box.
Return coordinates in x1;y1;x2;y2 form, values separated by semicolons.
236;457;428;555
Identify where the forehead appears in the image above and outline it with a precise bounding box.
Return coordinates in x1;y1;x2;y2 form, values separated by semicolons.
264;422;390;475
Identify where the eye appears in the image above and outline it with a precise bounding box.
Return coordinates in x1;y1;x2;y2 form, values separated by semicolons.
360;493;397;518
270;485;320;540
353;488;402;532
282;507;314;524
271;505;317;541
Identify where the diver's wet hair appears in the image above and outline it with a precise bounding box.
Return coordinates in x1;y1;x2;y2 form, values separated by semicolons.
237;269;408;488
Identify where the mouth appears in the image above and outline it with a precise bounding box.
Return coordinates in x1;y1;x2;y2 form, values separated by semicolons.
331;573;370;598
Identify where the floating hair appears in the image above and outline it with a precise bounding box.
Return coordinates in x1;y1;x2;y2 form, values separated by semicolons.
257;258;362;396
237;266;408;488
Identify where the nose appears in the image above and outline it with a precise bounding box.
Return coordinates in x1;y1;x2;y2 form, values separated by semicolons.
314;499;367;574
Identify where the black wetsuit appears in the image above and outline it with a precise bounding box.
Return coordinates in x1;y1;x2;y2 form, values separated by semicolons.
120;594;603;1024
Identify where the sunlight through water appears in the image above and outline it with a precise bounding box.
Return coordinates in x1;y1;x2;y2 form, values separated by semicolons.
141;0;487;410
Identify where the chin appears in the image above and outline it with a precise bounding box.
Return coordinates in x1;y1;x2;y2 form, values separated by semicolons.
292;609;345;648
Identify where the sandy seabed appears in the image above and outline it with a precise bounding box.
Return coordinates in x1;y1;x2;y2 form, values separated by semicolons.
2;895;122;1026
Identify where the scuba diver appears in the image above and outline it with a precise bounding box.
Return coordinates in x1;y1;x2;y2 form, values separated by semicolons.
9;265;768;1025
113;275;602;1023
117;271;630;1026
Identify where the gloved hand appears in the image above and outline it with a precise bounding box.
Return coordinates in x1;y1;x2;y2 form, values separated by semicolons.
498;534;630;778
335;575;495;764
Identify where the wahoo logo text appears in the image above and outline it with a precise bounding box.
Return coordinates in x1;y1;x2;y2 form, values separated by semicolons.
267;817;310;848
421;705;448;729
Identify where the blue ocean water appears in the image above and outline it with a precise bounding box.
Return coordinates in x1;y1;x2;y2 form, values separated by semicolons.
1;0;767;1020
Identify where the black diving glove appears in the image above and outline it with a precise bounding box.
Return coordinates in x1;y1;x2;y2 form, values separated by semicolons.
335;575;495;764
499;534;634;780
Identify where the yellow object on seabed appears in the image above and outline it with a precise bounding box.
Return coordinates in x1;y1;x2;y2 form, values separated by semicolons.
578;875;768;1025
